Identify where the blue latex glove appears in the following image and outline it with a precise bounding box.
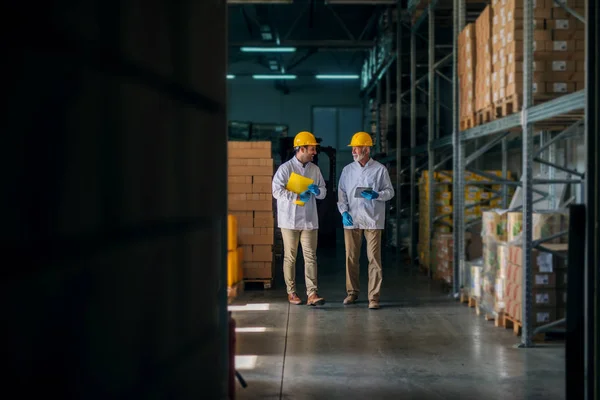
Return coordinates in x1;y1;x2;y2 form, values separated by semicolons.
299;190;311;203
342;212;354;227
361;190;379;200
308;184;320;196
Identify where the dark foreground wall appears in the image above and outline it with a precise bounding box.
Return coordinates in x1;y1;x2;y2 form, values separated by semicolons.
1;1;228;398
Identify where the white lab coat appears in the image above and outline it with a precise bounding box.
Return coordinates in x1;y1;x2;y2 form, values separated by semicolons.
272;156;327;230
337;158;395;229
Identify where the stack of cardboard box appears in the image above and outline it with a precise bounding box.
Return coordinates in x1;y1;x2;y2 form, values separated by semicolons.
459;23;476;126
418;171;452;269
503;210;569;324
480;210;509;314
228;141;275;281
475;6;493;114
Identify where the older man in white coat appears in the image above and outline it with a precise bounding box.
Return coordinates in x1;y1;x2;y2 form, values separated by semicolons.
337;131;395;309
272;131;327;306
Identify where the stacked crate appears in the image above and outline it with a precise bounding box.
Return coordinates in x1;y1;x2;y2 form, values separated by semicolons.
504;210;570;325
546;0;586;94
418;171;452;269
459;23;476;130
480;210;509;315
228;141;275;281
474;6;493;122
489;0;585;116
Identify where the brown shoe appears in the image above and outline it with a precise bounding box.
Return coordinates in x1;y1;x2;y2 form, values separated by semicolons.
288;293;302;305
307;292;325;306
368;300;380;309
343;294;358;305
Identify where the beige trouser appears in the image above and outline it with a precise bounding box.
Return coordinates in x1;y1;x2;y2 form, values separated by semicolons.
281;228;319;296
344;229;383;301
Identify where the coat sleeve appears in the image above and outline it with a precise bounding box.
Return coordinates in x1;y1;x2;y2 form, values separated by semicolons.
337;168;349;214
375;167;395;202
314;166;327;200
272;164;297;202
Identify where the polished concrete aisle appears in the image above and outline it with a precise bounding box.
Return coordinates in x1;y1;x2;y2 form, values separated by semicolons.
230;245;565;400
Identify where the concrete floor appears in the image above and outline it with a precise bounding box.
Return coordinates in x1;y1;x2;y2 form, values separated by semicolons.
230;237;566;400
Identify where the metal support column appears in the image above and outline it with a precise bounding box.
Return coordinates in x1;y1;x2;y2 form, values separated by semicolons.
584;0;598;396
452;0;466;294
548;132;558;208
376;80;382;154
386;68;391;153
395;1;403;255
520;0;534;348
427;7;435;278
502;137;509;207
410;25;417;267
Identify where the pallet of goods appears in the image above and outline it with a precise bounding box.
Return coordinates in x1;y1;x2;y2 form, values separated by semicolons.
480;209;569;339
490;0;585;120
228;141;275;289
459;23;476;130
475;6;494;125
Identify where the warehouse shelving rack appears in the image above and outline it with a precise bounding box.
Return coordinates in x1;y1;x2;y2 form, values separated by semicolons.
361;0;588;348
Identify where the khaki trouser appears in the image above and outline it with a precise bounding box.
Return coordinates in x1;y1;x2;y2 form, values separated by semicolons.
281;228;319;296
344;229;382;301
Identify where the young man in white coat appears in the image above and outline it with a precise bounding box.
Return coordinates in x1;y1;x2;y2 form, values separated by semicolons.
272;131;327;306
337;131;395;309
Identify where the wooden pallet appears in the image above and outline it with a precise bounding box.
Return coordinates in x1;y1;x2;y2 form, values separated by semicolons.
494;94;520;118
475;106;494;126
244;278;273;290
227;280;245;304
460;114;475;130
503;314;565;342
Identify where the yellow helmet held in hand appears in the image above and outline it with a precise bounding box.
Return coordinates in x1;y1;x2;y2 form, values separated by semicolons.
348;131;374;147
294;131;319;147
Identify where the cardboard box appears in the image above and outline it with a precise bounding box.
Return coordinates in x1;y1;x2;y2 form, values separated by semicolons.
482;210;509;242
230;211;253;228
239;227;275;245
252;245;273;262
254;211;274;228
243;261;273;279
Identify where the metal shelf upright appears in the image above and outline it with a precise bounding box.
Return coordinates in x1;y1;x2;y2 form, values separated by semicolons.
453;0;587;348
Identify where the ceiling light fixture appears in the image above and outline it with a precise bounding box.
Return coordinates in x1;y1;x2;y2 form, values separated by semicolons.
227;74;236;79
315;74;360;79
252;74;297;80
240;46;296;53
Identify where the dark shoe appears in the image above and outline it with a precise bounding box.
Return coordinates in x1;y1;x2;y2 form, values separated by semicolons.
343;294;358;305
307;292;325;306
288;293;302;305
368;300;380;309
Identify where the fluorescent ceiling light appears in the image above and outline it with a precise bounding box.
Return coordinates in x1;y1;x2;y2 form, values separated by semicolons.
227;74;235;79
235;327;268;333
316;74;360;79
228;303;271;311
240;46;296;53
235;355;258;370
252;74;297;80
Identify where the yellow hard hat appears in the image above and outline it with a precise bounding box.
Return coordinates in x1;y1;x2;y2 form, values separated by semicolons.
293;131;319;147
348;131;374;147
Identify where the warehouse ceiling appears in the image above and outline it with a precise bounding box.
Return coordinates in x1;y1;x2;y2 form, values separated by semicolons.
227;1;393;86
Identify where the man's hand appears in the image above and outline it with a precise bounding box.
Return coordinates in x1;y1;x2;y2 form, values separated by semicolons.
308;184;320;196
361;190;379;200
299;190;311;203
342;212;354;227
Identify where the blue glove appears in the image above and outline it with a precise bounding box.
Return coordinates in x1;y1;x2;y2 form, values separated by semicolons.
342;212;353;227
361;190;379;200
299;190;311;202
308;184;320;196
